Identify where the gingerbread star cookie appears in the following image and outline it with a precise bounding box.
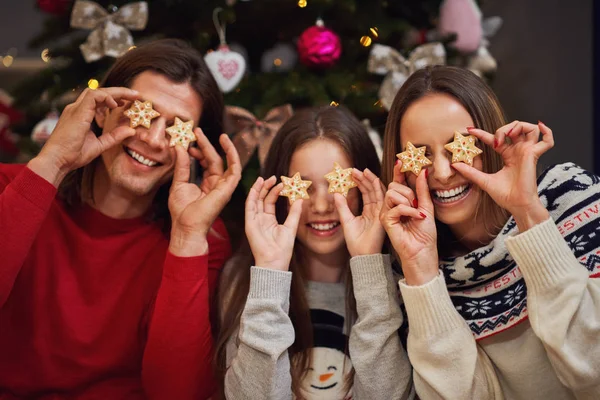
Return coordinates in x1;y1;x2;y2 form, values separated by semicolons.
396;142;432;176
165;117;196;150
444;131;483;166
123;100;160;129
324;162;357;197
280;172;312;204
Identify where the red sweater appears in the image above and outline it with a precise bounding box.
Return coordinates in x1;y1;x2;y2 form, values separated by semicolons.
0;164;230;400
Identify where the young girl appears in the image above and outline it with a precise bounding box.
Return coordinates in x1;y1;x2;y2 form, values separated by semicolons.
379;65;600;399
215;106;414;399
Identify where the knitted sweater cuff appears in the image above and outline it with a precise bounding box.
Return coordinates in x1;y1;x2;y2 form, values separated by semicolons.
399;272;467;337
350;253;393;288
505;217;589;292
248;266;292;301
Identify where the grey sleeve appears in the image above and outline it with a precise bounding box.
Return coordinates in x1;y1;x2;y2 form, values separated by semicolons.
224;266;295;400
349;254;415;399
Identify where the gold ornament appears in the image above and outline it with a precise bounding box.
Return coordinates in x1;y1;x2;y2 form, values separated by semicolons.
225;104;293;169
165;117;196;150
123;100;160;129
280;172;312;204
324;162;357;197
444;131;483;166
70;1;149;63
396;142;432;176
368;43;446;110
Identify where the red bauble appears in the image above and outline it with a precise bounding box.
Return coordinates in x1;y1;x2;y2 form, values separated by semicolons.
37;0;71;15
297;22;342;69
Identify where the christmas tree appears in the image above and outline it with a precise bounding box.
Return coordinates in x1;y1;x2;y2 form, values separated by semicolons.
10;0;498;181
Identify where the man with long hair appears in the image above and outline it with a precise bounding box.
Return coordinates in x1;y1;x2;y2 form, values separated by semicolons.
0;39;241;399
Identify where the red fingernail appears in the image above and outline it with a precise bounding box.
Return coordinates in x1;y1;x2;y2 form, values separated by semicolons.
507;128;513;137
413;199;418;208
538;120;545;127
493;138;498;148
395;159;399;166
425;169;429;178
466;126;475;130
420;212;426;219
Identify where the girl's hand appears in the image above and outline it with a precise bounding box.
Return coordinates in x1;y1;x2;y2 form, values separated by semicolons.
334;168;386;257
380;161;439;285
455;121;553;230
245;176;303;271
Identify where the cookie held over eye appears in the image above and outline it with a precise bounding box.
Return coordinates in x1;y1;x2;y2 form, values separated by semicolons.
444;131;483;166
280;172;312;204
165;117;196;150
123;100;160;129
396;142;432;176
324;162;357;198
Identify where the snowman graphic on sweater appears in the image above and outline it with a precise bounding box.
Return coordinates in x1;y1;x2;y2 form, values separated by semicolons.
300;309;353;400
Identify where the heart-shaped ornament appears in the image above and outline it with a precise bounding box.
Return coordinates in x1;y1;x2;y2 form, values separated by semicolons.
204;45;246;93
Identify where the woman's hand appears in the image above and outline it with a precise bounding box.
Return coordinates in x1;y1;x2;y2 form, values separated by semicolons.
455;121;553;231
380;162;439;286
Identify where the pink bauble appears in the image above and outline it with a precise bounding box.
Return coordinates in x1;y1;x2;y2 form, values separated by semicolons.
297;25;342;68
438;0;482;54
37;0;71;15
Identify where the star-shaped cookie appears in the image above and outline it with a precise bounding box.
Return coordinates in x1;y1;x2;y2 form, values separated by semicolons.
280;172;312;204
165;117;196;150
444;131;483;166
396;142;432;176
123;100;160;129
324;162;357;197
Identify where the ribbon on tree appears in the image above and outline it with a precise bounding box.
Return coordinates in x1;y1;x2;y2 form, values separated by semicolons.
70;0;148;63
225;105;293;169
368;43;446;110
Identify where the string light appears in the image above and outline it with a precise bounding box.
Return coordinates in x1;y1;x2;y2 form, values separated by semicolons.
370;27;379;38
360;36;372;47
330;101;339;107
298;0;307;8
2;56;14;67
88;79;99;90
273;58;282;66
41;49;51;62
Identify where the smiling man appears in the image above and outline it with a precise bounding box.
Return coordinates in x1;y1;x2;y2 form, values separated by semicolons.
0;39;241;400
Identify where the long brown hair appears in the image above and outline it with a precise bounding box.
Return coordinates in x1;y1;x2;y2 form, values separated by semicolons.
381;66;510;256
57;39;223;231
214;106;381;398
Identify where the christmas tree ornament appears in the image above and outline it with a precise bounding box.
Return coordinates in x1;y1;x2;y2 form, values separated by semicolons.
70;0;148;63
362;119;383;161
0;91;23;157
396;142;432;176
368;43;446;110
261;43;297;72
438;0;482;54
204;8;246;93
324;162;357;197
123;100;160;129
225;104;293;169
280;172;312;204
444;131;482;166
467;17;502;77
297;19;342;69
31;110;60;145
166;117;196;150
37;0;72;15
